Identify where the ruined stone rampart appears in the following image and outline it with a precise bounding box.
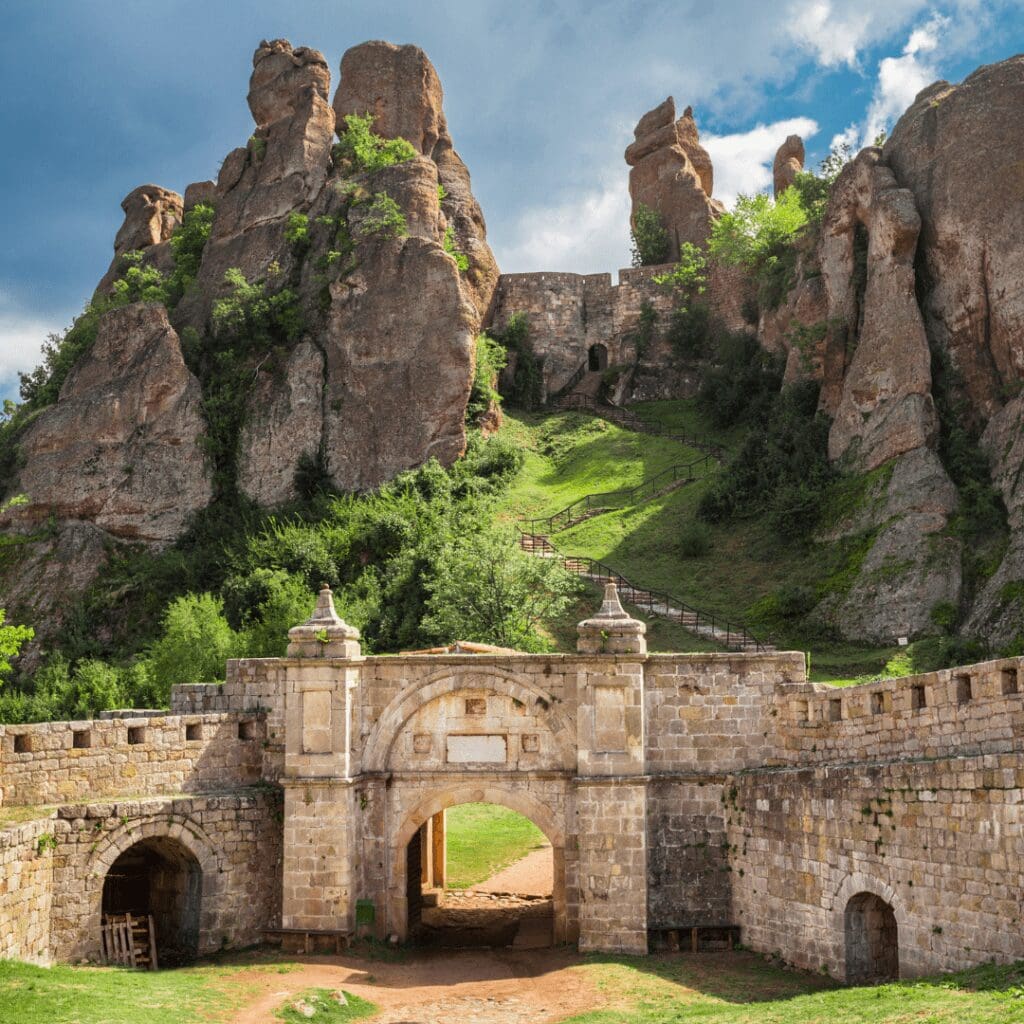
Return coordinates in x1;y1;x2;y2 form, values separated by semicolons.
1;592;1022;979
489;261;752;403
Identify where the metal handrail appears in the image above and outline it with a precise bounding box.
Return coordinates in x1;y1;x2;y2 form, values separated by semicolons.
518;530;772;653
520;453;716;533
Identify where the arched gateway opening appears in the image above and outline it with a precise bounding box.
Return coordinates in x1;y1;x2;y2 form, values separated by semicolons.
844;892;899;984
588;343;608;371
404;801;555;948
102;837;202;965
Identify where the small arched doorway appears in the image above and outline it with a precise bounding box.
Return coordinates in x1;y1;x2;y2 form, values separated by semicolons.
588;343;608;371
844;892;899;983
102;837;202;965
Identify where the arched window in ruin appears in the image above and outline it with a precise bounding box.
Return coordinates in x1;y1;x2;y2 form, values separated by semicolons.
844;891;899;984
588;343;608;372
102;836;202;965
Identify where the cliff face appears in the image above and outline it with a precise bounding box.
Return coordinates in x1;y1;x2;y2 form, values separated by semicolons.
1;37;497;636
761;55;1024;646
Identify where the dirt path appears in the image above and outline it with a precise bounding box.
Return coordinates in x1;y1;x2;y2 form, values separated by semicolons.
469;844;553;896
230;947;601;1023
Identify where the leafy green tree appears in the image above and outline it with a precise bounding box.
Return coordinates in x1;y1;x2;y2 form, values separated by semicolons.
653;242;707;302
223;568;316;659
466;333;507;426
0;609;33;682
334;113;416;174
493;313;543;410
422;528;580;651
630;203;671;266
146;593;239;694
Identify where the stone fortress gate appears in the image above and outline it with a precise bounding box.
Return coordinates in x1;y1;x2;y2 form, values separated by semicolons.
2;584;1024;981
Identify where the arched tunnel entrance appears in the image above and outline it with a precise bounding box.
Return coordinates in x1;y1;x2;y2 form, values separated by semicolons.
102;837;202;965
404;802;556;949
588;343;608;371
844;891;899;984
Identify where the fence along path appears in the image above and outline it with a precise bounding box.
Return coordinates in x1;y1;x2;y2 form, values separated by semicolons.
519;397;773;653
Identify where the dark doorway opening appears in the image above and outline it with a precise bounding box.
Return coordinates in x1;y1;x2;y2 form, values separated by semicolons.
588;344;608;371
102;837;202;966
844;892;898;984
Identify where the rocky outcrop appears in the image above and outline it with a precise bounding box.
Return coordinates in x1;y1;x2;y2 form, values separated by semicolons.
332;40;498;317
817;448;962;643
625;97;723;257
885;57;1024;422
821;149;939;470
96;184;183;293
3;303;210;542
237;341;326;506
773;135;804;198
175;39;335;330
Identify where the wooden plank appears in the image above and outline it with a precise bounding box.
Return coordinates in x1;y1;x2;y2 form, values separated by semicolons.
691;927;698;953
126;914;138;968
148;914;158;970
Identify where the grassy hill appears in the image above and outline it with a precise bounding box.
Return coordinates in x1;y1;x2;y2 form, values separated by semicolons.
497;402;923;686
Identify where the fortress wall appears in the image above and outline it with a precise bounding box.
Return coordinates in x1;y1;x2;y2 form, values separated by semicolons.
0;816;55;964
0;712;265;807
50;789;283;961
728;752;1024;979
489;261;755;401
773;656;1024;766
644;652;805;773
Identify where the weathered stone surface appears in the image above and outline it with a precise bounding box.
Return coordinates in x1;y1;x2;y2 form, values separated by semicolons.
625;97;722;257
816;448;961;642
758;256;828;384
96;184;182;293
176;40;335;329
5;303;210;542
320;163;476;491
238;341;325;506
886;56;1024;419
183;179;216;211
823;150;938;469
333;40;499;317
773;134;804;197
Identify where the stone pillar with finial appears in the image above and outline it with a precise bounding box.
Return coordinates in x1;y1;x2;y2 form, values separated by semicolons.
574;581;649;954
281;583;364;935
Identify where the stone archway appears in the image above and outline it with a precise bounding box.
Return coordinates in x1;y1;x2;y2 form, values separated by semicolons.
80;816;221;962
844;892;899;983
588;343;608;371
386;782;571;944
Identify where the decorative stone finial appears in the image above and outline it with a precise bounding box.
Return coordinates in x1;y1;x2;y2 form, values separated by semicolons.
577;582;647;655
287;584;361;659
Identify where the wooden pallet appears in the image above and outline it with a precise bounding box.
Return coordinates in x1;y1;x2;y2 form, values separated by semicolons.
100;913;158;969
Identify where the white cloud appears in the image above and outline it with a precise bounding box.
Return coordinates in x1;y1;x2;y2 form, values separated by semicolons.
0;294;70;403
704;117;820;208
491;171;632;275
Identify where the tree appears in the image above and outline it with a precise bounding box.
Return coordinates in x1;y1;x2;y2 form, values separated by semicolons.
0;609;33;681
630;204;671;266
422;528;580;651
146;593;239;695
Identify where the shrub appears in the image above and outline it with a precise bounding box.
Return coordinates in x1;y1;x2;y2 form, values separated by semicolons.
334;113;416;174
493;313;543;410
146;593;239;695
168;202;215;299
223;568;316;658
0;609;33;682
653;242;707;302
466;334;506;426
697;331;783;428
443;225;470;272
630;203;671;266
285;212;310;257
632;301;657;359
211;267;303;346
677;521;712;558
356;193;407;240
667;303;712;360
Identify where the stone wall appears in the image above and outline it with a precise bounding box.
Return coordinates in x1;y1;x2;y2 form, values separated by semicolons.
0;712;266;807
488;262;753;402
0;816;55;964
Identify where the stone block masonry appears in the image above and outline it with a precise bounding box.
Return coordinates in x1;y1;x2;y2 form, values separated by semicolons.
1;584;1022;978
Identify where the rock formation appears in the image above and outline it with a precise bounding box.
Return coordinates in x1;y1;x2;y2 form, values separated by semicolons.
332;40;498;317
625;98;723;258
96;184;183;292
772;135;804;197
2;304;211;542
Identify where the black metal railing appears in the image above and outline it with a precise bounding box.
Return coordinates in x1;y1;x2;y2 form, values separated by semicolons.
518;530;772;653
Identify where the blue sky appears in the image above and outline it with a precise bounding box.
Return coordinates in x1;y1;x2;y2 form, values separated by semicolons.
2;0;1023;401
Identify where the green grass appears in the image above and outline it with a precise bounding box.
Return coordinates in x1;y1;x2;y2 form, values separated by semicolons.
275;988;377;1022
444;802;548;889
561;953;1024;1023
498;401;921;681
0;958;245;1024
